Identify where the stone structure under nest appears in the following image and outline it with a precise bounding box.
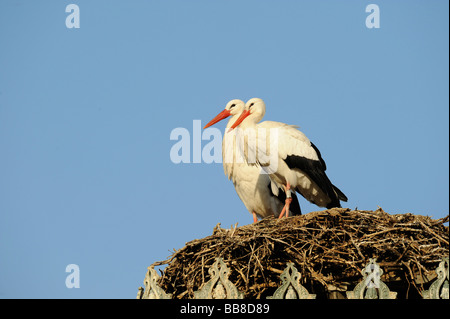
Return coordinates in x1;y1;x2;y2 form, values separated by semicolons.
139;208;449;299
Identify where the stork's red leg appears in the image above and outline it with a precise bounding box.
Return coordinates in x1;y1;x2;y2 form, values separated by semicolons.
283;198;292;218
278;206;287;219
252;212;258;223
278;182;292;219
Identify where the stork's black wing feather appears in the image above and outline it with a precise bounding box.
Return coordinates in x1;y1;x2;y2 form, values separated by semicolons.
310;142;327;171
283;143;342;208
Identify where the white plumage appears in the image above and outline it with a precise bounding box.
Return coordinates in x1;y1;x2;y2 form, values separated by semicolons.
204;99;301;222
230;98;347;217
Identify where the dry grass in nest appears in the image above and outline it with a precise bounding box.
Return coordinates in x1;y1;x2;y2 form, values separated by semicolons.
151;208;449;299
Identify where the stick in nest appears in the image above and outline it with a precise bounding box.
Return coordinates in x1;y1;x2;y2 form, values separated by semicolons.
153;209;449;299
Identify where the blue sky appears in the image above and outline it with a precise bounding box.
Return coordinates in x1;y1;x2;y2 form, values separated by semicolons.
0;1;448;298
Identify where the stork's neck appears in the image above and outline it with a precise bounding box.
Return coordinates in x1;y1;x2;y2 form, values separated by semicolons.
226;113;242;129
240;113;262;129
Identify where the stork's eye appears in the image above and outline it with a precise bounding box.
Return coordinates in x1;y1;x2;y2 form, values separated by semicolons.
230;103;236;109
249;103;254;108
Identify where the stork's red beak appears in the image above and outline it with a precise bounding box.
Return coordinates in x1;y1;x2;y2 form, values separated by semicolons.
203;109;231;129
228;109;251;131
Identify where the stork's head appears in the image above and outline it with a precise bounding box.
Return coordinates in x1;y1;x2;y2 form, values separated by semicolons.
203;99;244;129
229;98;266;130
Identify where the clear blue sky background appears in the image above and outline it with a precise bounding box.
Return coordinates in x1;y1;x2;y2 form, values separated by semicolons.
0;1;448;298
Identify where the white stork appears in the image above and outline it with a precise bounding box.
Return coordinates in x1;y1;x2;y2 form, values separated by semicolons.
203;99;301;222
229;98;347;218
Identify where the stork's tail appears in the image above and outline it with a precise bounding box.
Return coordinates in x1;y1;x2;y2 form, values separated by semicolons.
324;184;348;209
333;184;348;202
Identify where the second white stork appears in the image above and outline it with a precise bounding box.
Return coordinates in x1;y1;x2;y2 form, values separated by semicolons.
203;99;301;222
229;98;348;218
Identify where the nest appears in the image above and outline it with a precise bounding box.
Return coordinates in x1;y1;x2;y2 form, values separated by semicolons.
152;208;449;299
